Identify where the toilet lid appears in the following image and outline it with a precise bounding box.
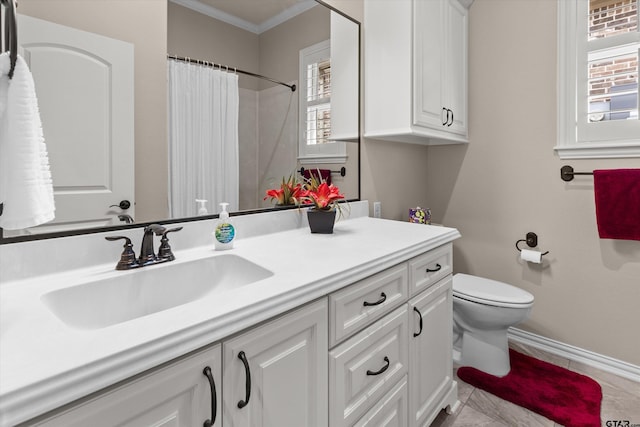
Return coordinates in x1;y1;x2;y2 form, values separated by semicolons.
453;273;534;306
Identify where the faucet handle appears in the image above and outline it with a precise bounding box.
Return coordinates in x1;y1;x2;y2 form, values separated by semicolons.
158;227;183;261
105;236;139;270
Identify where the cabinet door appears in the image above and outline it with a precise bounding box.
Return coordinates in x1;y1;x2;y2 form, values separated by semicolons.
443;0;469;136
413;0;468;138
413;0;446;130
33;345;222;427
408;276;457;427
223;299;328;427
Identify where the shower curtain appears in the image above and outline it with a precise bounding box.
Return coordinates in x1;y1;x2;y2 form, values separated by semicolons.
168;59;239;217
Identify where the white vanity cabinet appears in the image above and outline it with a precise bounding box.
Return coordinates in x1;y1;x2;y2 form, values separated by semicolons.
329;243;458;427
222;298;328;427
15;231;459;427
364;0;470;145
28;345;222;427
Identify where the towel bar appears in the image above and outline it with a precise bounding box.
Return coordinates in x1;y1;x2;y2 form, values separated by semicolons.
298;167;346;177
560;165;593;182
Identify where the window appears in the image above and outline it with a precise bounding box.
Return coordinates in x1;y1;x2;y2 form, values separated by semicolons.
557;0;640;158
298;40;346;163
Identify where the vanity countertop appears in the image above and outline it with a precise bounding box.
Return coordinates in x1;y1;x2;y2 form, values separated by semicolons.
0;215;460;426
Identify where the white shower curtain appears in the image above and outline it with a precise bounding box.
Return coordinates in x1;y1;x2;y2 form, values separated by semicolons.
168;59;239;217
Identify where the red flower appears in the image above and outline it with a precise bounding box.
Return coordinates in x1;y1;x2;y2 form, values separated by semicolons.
264;175;303;206
301;182;345;210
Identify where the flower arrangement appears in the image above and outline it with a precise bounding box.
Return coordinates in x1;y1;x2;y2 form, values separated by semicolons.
264;171;347;233
299;174;345;212
263;174;303;206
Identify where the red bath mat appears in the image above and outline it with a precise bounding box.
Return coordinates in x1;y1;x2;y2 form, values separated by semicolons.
457;349;602;427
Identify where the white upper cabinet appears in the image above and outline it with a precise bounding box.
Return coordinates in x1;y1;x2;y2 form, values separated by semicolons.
330;11;360;142
364;0;471;145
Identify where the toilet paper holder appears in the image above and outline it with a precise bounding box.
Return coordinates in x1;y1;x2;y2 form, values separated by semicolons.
515;232;549;256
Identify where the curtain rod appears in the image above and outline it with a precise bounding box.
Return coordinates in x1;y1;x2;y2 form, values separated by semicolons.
167;54;296;92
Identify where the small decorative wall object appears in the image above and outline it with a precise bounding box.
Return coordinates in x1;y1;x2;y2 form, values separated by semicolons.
409;207;431;224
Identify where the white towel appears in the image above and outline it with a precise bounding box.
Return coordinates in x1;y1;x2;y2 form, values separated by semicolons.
0;52;55;230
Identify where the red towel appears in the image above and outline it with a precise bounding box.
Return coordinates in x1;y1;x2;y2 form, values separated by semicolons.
303;168;332;185
593;169;640;241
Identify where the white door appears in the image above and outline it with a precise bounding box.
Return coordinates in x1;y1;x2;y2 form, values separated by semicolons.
17;14;134;233
223;299;328;427
408;277;454;427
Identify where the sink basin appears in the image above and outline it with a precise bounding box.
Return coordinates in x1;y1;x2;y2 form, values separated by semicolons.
41;254;273;330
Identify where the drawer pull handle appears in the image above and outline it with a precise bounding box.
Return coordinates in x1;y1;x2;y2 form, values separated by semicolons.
367;356;390;376
426;263;442;273
237;351;251;409
413;307;423;337
203;366;217;426
363;292;387;307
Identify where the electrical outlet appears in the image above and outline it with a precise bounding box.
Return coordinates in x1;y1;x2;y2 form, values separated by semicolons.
373;201;382;218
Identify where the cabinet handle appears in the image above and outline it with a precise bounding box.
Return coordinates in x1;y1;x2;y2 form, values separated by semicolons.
203;366;217;427
448;109;454;127
366;356;390;376
426;263;442;273
237;351;251;409
413;307;423;337
442;107;448;125
363;292;387;307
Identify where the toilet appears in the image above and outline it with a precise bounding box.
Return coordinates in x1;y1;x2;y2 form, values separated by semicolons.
452;273;534;377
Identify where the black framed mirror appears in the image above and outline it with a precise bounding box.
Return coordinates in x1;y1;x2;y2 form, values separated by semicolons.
0;0;360;244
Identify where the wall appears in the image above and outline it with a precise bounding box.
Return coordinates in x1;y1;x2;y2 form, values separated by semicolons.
18;0;167;223
424;0;640;365
167;2;259;90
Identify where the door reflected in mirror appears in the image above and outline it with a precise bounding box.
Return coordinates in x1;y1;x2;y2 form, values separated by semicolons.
2;0;359;241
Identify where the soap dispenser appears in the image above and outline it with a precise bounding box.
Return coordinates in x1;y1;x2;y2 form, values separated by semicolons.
213;202;235;250
196;199;208;215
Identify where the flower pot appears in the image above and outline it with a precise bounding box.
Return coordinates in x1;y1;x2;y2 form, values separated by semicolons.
307;209;336;234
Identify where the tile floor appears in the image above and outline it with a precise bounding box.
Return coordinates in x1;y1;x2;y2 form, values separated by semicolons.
431;342;640;427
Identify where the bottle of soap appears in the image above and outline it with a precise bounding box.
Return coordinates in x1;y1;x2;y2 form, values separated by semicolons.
213;202;235;250
196;199;208;215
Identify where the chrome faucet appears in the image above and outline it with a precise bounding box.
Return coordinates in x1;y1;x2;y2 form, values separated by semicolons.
139;224;166;265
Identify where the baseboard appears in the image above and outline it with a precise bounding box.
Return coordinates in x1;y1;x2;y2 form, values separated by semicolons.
508;328;640;383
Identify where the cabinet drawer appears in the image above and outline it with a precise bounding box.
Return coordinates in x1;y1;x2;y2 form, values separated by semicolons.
354;376;408;427
408;243;452;296
329;263;408;347
329;305;409;427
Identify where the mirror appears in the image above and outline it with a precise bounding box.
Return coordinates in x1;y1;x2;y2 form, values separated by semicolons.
0;0;359;242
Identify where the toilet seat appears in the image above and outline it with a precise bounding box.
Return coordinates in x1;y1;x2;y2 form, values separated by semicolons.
453;273;534;308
